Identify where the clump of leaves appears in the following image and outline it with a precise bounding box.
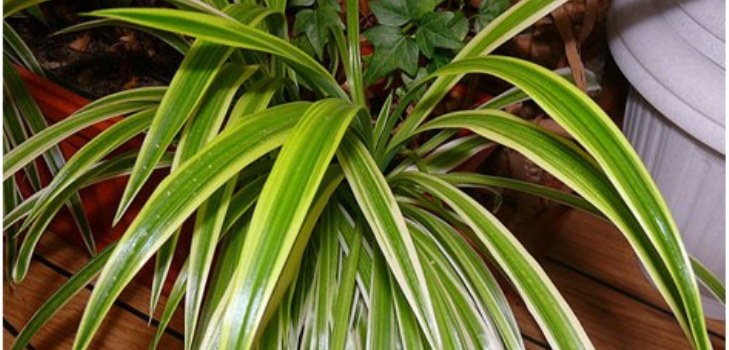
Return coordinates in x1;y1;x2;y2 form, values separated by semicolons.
364;0;469;84
3;0;723;349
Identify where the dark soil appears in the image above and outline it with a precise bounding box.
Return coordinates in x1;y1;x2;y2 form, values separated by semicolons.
7;0;182;99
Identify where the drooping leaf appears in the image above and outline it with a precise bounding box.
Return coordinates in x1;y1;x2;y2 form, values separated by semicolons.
393;171;593;349
4;54;95;257
417;109;692;346
432;56;709;348
12;109;156;282
4;21;44;76
3;86;163;179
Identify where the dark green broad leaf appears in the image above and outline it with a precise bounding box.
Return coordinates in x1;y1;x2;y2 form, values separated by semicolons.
415;11;464;58
473;0;510;32
290;0;315;6
449;11;469;40
293;5;341;59
369;0;435;26
363;25;419;84
426;51;454;72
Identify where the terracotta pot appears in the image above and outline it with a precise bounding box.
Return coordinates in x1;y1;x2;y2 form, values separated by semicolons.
13;65;183;295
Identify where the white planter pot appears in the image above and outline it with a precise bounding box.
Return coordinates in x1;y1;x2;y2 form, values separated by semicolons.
608;0;725;319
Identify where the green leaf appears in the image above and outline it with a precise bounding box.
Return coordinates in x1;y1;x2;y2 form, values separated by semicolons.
366;249;398;349
11;109;156;282
415;11;463;58
5;152;173;232
344;0;366;106
369;0;434;26
363;25;419;84
177;64;259;349
389;272;426;350
402;204;523;349
432;56;709;349
4;88;43;191
19;101;160;225
293;5;341;59
149;261;188;350
3;86;163;180
195;220;252;349
261;166;345;331
448;12;469;41
371;93;395;153
473;0;511;32
291;0;315;6
480;66;600;110
4;21;44;76
409;222;501;349
393;171;593;349
151;176;264;349
416;109;692;347
420;135;492;173
71;102;310;350
691;257;725;305
4;54;95;257
218;99;359;350
439;172;601;216
4;0;50;18
308;207;339;349
331;221;363;350
336;134;441;348
113;40;232;224
149;65;256;339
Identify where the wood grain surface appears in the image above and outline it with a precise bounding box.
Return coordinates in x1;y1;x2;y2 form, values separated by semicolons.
4;209;725;349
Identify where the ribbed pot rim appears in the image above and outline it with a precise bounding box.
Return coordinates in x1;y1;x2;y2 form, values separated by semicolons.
607;0;725;154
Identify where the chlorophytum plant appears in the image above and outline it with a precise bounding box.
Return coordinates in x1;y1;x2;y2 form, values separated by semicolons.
3;0;725;349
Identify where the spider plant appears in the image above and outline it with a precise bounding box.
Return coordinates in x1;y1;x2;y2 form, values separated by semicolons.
4;0;97;265
4;0;724;349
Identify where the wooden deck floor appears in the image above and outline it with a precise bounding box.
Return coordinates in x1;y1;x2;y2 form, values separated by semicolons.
4;209;725;349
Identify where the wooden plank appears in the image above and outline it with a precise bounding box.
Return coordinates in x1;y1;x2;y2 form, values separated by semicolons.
504;258;724;349
545;210;725;337
4;257;182;350
4;326;16;350
34;233;185;335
